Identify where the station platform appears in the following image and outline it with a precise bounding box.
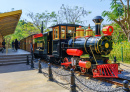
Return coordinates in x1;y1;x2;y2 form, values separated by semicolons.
0;48;31;55
0;64;69;92
0;48;31;65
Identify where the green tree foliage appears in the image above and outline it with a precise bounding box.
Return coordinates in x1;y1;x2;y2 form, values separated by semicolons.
4;20;40;44
102;0;130;41
110;23;127;42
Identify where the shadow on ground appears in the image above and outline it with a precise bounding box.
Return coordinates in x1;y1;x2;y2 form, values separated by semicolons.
0;64;33;73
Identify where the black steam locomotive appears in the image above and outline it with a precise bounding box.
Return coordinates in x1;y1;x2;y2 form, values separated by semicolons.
33;16;121;78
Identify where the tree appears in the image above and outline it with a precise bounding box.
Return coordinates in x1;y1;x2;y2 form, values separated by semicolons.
57;4;91;24
27;11;57;32
110;23;127;42
102;0;130;41
4;19;40;46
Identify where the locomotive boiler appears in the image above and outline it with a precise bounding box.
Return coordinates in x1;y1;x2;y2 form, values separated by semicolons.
33;16;121;78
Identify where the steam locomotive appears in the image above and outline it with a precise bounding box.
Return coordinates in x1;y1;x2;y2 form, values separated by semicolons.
33;16;121;78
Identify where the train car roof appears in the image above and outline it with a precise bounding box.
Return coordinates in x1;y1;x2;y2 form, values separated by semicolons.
49;24;83;28
20;34;36;41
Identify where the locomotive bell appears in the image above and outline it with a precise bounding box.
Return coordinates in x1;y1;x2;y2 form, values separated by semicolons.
93;16;104;36
86;24;93;37
76;26;84;38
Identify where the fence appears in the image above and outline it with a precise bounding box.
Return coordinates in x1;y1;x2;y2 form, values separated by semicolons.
26;57;130;92
108;41;130;63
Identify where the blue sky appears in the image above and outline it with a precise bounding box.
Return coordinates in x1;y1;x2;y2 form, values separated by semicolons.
0;0;112;27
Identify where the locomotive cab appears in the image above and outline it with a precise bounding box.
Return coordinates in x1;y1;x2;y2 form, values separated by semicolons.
50;24;83;64
51;24;80;57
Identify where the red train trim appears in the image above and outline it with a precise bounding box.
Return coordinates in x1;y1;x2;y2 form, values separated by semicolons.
66;49;83;56
95;35;101;37
33;33;43;39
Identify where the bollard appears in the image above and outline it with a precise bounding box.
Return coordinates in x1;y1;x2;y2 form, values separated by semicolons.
114;56;116;63
48;63;53;81
38;59;42;73
31;51;34;68
26;55;29;65
123;80;129;92
70;68;76;92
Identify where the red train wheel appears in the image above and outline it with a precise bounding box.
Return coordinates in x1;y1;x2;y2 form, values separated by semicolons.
63;57;69;69
80;67;86;73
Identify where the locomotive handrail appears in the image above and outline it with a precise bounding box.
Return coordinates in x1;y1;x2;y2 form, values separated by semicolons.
89;45;98;65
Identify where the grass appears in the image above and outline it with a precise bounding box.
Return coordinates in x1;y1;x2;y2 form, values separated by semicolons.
109;41;130;64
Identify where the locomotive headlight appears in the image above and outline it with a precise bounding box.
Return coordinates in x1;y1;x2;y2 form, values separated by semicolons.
85;61;91;69
105;43;109;48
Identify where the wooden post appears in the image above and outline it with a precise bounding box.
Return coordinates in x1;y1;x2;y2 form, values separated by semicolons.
121;47;123;62
114;56;116;63
31;45;34;68
128;32;130;42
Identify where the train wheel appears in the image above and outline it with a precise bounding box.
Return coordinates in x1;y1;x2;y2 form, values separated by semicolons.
80;67;86;73
63;57;70;69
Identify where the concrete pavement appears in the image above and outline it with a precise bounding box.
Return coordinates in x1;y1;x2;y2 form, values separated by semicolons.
0;64;69;92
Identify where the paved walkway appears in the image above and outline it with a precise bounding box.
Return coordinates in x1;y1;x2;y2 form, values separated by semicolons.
0;64;69;92
0;48;30;55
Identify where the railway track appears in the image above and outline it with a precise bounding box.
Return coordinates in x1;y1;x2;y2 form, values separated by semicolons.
40;59;130;89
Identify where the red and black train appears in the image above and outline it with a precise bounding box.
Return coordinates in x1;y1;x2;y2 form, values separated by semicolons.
20;16;121;78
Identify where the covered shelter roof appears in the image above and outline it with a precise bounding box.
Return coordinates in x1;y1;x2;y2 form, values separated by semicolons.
0;10;22;36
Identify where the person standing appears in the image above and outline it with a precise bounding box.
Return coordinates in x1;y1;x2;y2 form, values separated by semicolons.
15;39;18;51
2;39;6;53
2;39;6;49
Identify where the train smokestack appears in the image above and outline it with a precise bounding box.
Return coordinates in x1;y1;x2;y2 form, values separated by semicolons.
41;21;43;33
92;16;104;36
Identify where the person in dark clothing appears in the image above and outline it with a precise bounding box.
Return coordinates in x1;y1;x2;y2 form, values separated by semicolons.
15;39;18;51
2;39;6;49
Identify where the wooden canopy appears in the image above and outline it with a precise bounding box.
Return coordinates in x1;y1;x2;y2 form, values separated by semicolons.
0;10;22;36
